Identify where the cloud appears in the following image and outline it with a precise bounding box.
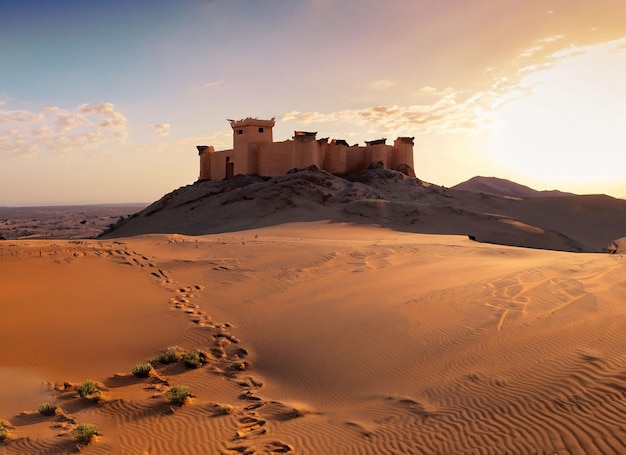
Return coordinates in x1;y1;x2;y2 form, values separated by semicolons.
283;38;616;138
0;102;128;157
283;88;494;136
153;123;171;137
0;108;39;123
367;79;397;91
204;80;225;89
54;112;81;133
78;103;127;129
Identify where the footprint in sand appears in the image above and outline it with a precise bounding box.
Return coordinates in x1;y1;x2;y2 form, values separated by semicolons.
235;416;267;439
264;441;294;453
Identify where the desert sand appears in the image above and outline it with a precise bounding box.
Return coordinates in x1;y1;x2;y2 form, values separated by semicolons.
2;221;626;454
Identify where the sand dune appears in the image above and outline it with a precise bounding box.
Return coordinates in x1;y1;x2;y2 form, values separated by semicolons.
3;223;626;453
452;175;575;198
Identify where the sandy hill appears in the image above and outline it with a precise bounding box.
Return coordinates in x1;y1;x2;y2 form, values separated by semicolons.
452;175;575;198
100;168;626;253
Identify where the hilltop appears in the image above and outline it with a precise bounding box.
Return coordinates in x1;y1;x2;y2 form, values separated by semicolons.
100;168;626;253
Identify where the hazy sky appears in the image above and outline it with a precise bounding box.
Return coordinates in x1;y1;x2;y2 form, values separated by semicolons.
1;0;625;205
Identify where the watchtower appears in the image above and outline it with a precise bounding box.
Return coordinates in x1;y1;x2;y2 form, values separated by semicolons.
229;117;275;154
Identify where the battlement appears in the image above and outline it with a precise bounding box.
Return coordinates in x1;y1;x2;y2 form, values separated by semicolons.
197;118;414;181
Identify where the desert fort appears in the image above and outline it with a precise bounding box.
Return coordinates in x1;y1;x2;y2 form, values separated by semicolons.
197;117;415;180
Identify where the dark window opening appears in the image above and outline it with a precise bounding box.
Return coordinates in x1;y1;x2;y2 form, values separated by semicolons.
237;129;243;135
258;127;264;133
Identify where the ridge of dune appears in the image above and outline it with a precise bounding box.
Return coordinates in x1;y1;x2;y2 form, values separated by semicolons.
452;175;575;198
100;168;626;253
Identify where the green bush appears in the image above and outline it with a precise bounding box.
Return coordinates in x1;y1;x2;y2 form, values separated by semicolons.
72;423;98;444
181;350;203;368
132;362;153;378
158;346;183;364
166;385;192;406
0;422;9;441
77;380;102;401
38;402;57;416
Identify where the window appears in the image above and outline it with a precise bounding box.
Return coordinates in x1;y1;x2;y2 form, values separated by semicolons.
237;129;243;135
258;127;264;133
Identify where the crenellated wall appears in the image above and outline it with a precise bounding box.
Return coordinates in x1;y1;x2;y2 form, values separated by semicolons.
197;118;414;180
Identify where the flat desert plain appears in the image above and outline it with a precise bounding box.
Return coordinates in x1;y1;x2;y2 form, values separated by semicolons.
2;222;626;454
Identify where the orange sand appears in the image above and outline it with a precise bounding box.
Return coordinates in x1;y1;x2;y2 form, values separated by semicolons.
2;223;626;454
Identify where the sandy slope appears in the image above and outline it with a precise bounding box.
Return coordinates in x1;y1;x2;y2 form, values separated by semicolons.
2;224;626;454
101;169;626;253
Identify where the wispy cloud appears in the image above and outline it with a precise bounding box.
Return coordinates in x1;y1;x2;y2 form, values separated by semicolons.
204;80;225;89
367;79;397;91
0;102;128;157
282;37;611;138
283;88;494;135
0;108;39;123
153;123;171;137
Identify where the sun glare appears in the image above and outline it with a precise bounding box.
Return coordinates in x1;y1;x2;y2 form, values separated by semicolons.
489;38;626;193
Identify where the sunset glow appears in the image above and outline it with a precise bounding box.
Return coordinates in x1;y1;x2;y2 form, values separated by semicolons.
1;0;625;204
489;38;626;195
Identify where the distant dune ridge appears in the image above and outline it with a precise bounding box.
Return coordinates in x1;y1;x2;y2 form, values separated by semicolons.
452;175;576;198
101;168;626;253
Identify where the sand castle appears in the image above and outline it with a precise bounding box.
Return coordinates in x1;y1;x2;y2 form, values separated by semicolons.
196;117;415;180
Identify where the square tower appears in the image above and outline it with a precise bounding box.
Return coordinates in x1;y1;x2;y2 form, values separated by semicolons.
228;117;276;154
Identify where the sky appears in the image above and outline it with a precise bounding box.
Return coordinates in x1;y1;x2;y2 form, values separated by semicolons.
1;0;625;205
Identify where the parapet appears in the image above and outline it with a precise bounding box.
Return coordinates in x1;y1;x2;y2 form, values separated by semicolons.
365;138;387;146
227;117;276;129
396;136;415;145
293;131;317;142
196;145;209;155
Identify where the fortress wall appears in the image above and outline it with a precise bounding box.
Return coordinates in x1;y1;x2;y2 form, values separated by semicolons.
324;143;348;174
198;146;214;180
257;141;295;177
247;144;261;176
345;146;366;173
365;144;389;168
293;139;321;169
232;147;249;176
209;150;233;180
391;140;414;169
199;119;416;180
392;138;415;169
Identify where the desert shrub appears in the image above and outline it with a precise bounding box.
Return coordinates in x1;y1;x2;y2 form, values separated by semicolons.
166;385;192;406
38;402;57;416
0;422;8;441
77;380;102;401
132;362;153;378
72;423;98;444
158;346;183;364
181;350;203;368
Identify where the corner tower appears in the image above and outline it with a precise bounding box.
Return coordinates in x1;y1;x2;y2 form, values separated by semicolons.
229;117;275;154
